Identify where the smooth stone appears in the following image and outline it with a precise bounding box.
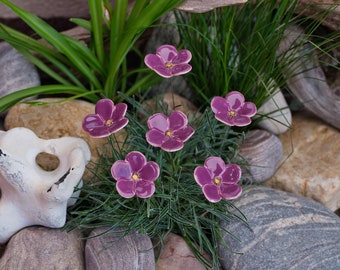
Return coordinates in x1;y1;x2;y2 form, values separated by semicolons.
218;186;340;270
4;98;126;183
277;25;340;130
141;93;200;122
0;42;40;102
266;111;340;212
155;233;211;270
85;227;155;270
237;129;283;183
256;90;292;134
0;226;84;269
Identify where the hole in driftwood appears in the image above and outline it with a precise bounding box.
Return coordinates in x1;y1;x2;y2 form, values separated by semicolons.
35;152;60;171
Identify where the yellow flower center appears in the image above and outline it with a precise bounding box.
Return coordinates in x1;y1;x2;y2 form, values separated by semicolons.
132;173;139;181
214;177;221;185
166;130;173;137
105;119;113;126
228;110;236;117
165;62;173;68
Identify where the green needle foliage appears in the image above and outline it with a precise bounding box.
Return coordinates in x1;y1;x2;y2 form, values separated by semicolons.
66;94;248;269
175;0;339;109
0;0;184;112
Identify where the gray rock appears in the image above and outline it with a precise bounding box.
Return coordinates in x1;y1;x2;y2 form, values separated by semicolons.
0;42;40;99
0;226;84;269
218;186;340;270
237;129;283;183
85;227;155;270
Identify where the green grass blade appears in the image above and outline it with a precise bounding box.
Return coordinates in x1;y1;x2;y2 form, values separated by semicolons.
88;0;105;67
0;85;100;113
0;0;102;89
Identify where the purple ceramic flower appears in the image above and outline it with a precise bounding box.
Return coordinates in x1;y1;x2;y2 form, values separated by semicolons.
194;157;242;203
111;151;159;199
144;44;192;78
146;110;195;152
211;91;257;127
82;98;129;138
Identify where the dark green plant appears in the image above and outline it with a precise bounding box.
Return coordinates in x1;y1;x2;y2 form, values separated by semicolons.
175;0;339;110
65;93;249;269
0;0;184;111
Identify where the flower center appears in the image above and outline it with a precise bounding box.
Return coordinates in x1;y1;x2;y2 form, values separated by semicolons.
132;173;140;181
105;119;113;126
228;110;236;117
165;130;173;137
213;177;221;185
165;62;173;68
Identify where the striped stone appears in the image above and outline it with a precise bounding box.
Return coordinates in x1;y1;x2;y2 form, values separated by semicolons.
218;186;340;269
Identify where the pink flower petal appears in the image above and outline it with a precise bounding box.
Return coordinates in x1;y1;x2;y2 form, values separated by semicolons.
156;44;178;62
116;180;135;198
226;91;245;111
147;113;169;132
146;129;165;147
169;110;187;130
135;181;156;198
139;161;160;182
220;184;242;200
82;114;105;132
233;116;251;126
214;112;237;126
238;102;257;117
112;103;128;122
204;157;225;176
202;184;221;203
171;64;192;76
173;126;195;142
161;138;184;152
95;99;115;120
111;160;131;180
194;166;213;187
125;151;146;172
172;49;192;64
211;96;228;114
107;118;129;134
86;126;111;138
144;54;165;69
221;164;241;184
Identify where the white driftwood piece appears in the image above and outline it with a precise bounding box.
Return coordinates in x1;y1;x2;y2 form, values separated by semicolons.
277;25;340;130
0;127;91;244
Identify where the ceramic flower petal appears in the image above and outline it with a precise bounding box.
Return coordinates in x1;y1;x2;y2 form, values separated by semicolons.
139;162;160;182
83;98;129;138
111;151;159;199
169;111;187;130
135;181;156;198
194;156;242;203
144;44;192;78
147;113;169;132
116;180;135;198
211;91;257;127
111;161;131;180
220;184;242;200
125;151;146;172
146;129;165;147
202;184;221;203
146;110;195;152
194;166;212;186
